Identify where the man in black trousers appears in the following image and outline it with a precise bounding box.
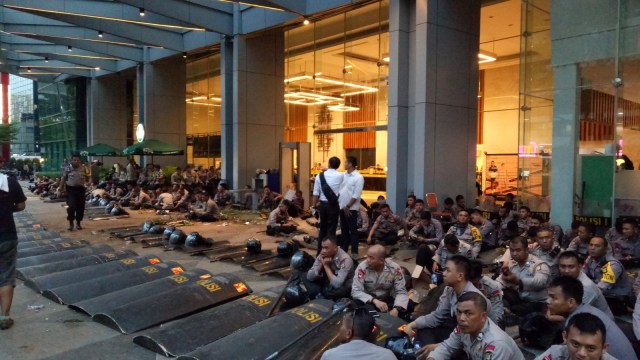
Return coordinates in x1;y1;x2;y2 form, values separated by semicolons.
312;156;344;255
62;154;88;231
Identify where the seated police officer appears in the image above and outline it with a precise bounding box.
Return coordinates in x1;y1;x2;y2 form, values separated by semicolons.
497;236;551;317
446;210;483;259
421;292;524;360
367;204;407;245
266;200;297;236
469;260;504;328
545;276;635;360
320;307;396;360
351;245;409;320
409;210;444;246
433;234;473;274
584;236;633;315
536;312;618;360
404;255;493;346
303;236;354;300
568;222;596;260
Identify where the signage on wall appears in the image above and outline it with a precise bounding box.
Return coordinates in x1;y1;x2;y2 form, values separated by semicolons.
136;123;145;143
573;215;611;228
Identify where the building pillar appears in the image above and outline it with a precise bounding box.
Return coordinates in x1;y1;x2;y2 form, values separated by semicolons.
229;30;285;189
387;0;481;214
1;73;9;161
550;64;580;229
220;36;234;185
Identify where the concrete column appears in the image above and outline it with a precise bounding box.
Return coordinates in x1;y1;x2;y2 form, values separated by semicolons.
220;36;234;184
142;57;187;166
387;0;480;213
550;64;579;229
230;30;285;189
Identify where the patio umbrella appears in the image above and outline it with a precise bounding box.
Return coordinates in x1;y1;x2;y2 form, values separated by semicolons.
122;138;184;164
79;143;121;162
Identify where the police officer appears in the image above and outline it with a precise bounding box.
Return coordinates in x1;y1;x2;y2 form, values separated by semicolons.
536;312;617;360
404;255;494;346
612;218;640;265
433;234;473;273
446;210;482;259
320;307;396;360
303;236;354;300
470;210;496;250
530;226;562;278
61;154;87;231
366;204;407;245
568;222;596;260
409;211;444;245
470;260;504;327
351;245;409;319
497;236;550;316
584;236;633;315
558;251;614;319
545;276;635;360
423;292;524;360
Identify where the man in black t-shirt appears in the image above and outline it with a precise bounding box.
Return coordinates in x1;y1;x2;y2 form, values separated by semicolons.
0;158;27;330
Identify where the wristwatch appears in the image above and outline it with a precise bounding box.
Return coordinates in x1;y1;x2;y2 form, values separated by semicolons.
393;306;405;312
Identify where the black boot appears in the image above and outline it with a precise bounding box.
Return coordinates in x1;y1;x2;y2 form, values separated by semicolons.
76;221;83;230
68;221;74;231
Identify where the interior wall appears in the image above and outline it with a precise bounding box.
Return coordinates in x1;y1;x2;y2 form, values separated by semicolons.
482;64;519;154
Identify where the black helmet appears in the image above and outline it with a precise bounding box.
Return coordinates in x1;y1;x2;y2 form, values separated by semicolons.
105;202;115;214
111;206;127;216
290;251;314;272
99;198;110;207
385;336;417;360
277;241;295;257
163;226;176;241
169;229;186;245
185;232;210;247
282;280;308;307
148;225;164;234
142;221;154;232
246;239;262;255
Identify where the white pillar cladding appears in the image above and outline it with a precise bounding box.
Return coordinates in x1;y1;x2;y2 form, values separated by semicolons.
387;0;481;214
229;29;285;190
141;56;187;167
550;64;579;229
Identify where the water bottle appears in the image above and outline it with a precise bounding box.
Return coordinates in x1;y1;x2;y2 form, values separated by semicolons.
431;273;438;285
414;340;422;353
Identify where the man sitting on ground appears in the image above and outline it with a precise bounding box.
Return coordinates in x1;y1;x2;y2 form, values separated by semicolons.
470;210;497;251
405;199;424;229
153;186;174;211
409;210;444;246
612;218;640;266
266;200;296;236
469;260;504;328
303;236;354;300
446;210;483;259
213;183;233;207
129;186;152;210
186;190;219;222
366;203;407;246
568;222;596;260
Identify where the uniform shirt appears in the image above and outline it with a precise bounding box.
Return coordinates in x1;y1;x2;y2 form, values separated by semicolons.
605;227;625;245
203;199;219;215
446;223;483;259
171;172;184;185
415;282;492;329
634;290;640;340
535;345;617;360
429;319;524;360
134;191;151;205
403;206;416;220
0;175;27;239
320;340;396;360
530;243;561;278
214;190;233;206
583;254;632;297
567;236;589;258
307;247;355;289
351;259;409;309
64;165;87;187
612;235;640;260
476;218;496;247
434;241;473;269
156;193;174;208
577;272;614;319
409;219;444;244
374;214;405;234
567;304;636;360
497;255;550;302
267;208;289;227
312;168;343;202
477;276;504;324
338;169;364;210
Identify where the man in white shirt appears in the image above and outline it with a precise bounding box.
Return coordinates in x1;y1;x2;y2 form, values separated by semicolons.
339;156;364;260
312;156;344;255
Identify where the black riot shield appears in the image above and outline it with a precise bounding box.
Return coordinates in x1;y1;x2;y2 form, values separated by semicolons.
133;289;281;356
17;231;61;242
17;240;90;259
16;244;115;269
247;256;292;273
40;257;172;304
17;249;136;281
91;272;252;334
177;299;339;360
17;239;67;250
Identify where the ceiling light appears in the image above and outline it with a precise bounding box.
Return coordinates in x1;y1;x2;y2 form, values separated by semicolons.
183;52;187;58
139;7;145;16
68;46;73;52
303;18;310;25
27;67;32;72
95;67;100;70
382;57;390;62
44;57;49;62
98;30;103;38
478;51;497;64
215;0;285;11
328;104;359;112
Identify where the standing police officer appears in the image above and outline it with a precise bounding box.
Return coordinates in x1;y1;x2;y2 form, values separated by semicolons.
351;245;409;319
62;154;87;231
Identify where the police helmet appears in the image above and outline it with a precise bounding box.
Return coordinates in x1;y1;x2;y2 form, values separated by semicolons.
148;225;164;234
169;229;186;245
163;226;176;241
276;241;295;257
290;251;314;272
99;198;110;207
111;206;127;216
90;198;100;206
105;202;115;214
185;232;208;247
282;280;308;307
246;238;262;255
142;221;154;233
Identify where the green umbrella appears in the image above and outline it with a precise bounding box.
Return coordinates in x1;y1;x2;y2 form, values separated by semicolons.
122;138;184;163
79;143;121;162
